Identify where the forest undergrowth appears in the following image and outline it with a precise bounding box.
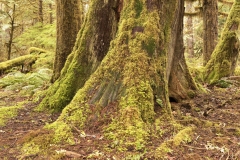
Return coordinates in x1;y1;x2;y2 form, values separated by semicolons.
0;54;240;159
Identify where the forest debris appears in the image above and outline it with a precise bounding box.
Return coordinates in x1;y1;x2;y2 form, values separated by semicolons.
55;149;83;158
0;130;5;133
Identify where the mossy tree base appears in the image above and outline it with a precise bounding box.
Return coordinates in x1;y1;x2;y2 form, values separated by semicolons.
37;0;117;112
21;0;200;158
204;0;240;84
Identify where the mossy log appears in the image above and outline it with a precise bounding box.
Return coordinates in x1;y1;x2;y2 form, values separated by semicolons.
204;0;240;84
0;54;38;75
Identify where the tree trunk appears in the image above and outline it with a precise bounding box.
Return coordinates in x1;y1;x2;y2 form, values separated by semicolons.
168;0;198;101
7;4;15;60
185;1;195;57
39;0;118;111
29;0;178;154
22;0;199;158
49;3;53;24
203;0;218;66
204;0;240;84
38;0;43;24
51;0;83;82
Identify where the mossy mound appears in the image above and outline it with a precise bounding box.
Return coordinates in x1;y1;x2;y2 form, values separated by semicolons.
0;105;23;126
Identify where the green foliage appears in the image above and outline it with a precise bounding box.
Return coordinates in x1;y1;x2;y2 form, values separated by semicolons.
215;79;232;88
134;0;143;18
15;23;56;50
0;105;22;126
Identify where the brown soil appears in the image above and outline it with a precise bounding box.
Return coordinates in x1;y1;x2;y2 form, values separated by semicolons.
0;84;240;159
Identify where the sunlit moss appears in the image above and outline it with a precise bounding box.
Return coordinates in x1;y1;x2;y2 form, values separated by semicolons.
0;105;22;126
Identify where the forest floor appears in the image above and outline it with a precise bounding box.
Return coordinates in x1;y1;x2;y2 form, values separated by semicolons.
0;78;240;159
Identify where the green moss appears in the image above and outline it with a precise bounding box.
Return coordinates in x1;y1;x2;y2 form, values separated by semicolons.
172;127;193;146
154;127;194;159
143;37;156;56
0;105;22;126
44;121;75;144
187;90;196;98
20;129;55;157
105;107;149;151
155;142;173;159
204;0;240;84
28;47;48;55
235;128;240;136
135;0;143;18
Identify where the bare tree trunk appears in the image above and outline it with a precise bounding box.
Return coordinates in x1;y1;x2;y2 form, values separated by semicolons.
51;0;83;82
185;1;194;57
203;0;218;65
49;3;53;24
7;4;15;60
168;0;198;101
39;0;43;24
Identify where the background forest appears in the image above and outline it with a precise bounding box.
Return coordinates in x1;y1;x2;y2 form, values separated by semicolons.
0;0;240;159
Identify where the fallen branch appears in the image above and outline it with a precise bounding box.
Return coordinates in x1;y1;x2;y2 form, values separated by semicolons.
0;54;38;75
65;150;83;158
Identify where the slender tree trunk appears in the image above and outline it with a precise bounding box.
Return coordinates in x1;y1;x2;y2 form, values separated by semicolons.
7;4;15;60
204;0;240;84
39;0;43;23
51;0;83;82
185;1;194;57
39;0;118;111
168;0;198;101
49;3;53;24
203;0;218;65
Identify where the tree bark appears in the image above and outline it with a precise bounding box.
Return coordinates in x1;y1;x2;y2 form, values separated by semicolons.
39;0;118;111
49;3;53;24
204;0;240;84
38;0;43;23
203;0;218;66
168;0;198;101
51;0;83;82
185;1;195;57
7;4;15;60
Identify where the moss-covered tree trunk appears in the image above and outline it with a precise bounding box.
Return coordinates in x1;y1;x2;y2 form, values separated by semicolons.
39;0;118;111
51;0;83;82
204;0;240;84
168;0;198;101
203;0;218;66
21;0;201;158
